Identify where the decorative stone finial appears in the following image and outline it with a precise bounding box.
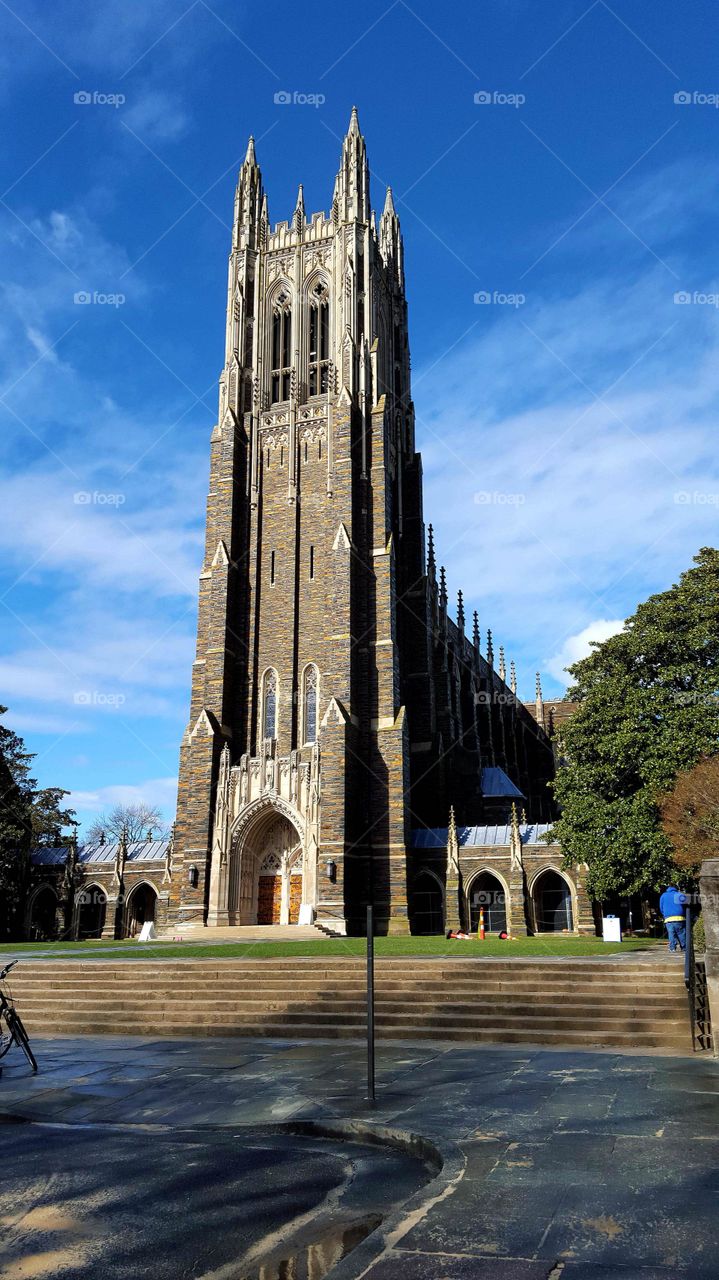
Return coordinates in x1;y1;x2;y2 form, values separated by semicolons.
457;589;465;631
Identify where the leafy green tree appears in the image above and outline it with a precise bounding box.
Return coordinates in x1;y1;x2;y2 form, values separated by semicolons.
0;707;77;938
548;548;719;900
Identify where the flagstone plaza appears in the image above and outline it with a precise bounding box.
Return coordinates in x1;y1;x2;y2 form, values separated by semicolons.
1;1033;717;1278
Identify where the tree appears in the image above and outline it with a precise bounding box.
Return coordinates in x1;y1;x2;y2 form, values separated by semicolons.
660;756;719;875
86;803;168;845
0;707;77;938
548;548;719;900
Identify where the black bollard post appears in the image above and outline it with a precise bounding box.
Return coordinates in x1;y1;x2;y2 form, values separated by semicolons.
367;903;375;1103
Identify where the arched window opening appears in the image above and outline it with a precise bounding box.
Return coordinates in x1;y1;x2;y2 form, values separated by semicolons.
303;665;318;743
270;550;276;586
271;289;292;404
533;870;574;933
309;545;315;580
469;872;507;934
263;669;278;740
309;280;330;396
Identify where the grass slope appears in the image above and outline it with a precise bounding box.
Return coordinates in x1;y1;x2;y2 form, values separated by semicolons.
1;936;663;961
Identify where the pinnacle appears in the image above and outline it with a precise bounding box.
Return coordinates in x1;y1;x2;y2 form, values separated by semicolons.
348;105;360;135
382;185;396;216
244;135;256;165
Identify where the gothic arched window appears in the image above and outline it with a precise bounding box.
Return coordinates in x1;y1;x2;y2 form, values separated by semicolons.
302;664;319;743
308;280;330;396
271;289;292;404
262;668;278;740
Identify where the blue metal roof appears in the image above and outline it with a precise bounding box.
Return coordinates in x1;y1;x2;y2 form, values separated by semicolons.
31;839;170;867
411;823;555;849
480;767;525;799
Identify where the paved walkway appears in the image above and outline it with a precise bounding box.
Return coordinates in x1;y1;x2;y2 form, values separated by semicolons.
0;1034;717;1278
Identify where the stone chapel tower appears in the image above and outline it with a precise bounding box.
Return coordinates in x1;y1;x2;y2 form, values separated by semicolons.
170;109;426;935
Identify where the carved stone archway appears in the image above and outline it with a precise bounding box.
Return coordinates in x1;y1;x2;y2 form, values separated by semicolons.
223;801;306;926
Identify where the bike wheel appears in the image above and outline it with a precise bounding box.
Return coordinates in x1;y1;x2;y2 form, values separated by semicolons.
6;1010;38;1073
0;1009;14;1059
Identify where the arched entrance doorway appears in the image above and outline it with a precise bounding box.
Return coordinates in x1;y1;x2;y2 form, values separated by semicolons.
76;885;107;939
410;871;444;935
124;883;157;938
468;871;507;934
533;870;574;932
28;885;58;940
229;809;304;926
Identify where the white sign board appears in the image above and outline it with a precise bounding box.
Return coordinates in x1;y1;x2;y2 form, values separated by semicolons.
602;916;622;942
138;921;157;942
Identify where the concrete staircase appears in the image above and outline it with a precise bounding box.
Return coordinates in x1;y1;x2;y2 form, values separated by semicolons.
8;958;692;1053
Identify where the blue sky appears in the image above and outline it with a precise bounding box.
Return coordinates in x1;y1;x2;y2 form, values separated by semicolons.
1;0;718;833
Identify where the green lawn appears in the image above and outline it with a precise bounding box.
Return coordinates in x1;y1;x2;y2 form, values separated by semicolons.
1;935;663;961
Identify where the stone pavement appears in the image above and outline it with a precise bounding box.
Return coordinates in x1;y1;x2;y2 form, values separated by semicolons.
0;1034;717;1278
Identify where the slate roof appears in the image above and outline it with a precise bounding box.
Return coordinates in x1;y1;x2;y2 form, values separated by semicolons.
31;839;170;867
480;766;525;799
411;823;555;850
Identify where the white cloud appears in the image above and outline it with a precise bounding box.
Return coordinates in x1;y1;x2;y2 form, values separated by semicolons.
70;776;178;834
416;258;719;697
71;777;178;812
123;89;189;142
545;619;625;685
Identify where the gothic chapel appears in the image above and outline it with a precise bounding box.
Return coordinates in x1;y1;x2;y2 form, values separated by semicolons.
169;109;576;938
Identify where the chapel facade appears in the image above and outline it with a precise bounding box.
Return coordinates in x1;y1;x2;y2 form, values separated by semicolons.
167;109;574;937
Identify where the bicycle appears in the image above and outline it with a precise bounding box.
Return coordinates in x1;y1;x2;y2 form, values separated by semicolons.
0;961;38;1073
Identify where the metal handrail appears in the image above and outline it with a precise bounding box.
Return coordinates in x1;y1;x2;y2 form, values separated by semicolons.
684;904;696;1051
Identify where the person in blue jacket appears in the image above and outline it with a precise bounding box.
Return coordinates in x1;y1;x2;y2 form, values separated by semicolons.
659;886;688;953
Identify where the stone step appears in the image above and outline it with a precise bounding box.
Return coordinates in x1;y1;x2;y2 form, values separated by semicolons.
10;970;683;991
9;957;675;972
19;1016;690;1051
19;1005;686;1034
15;992;688;1017
10;956;690;1053
10;976;685;999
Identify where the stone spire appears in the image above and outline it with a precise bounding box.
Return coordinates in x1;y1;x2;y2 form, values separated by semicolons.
293;182;305;234
510;659;517;696
379;185;403;287
333;106;370;223
234;135;264;249
445;806;462;932
535;672;544;727
486;628;494;667
457;589;465;632
439;565;447;607
473;610;480;651
498;645;506;682
427;523;435;576
509;802;523;872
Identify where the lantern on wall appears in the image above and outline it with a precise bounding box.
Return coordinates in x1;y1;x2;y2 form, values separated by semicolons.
188;865;199;888
325;859;337;883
